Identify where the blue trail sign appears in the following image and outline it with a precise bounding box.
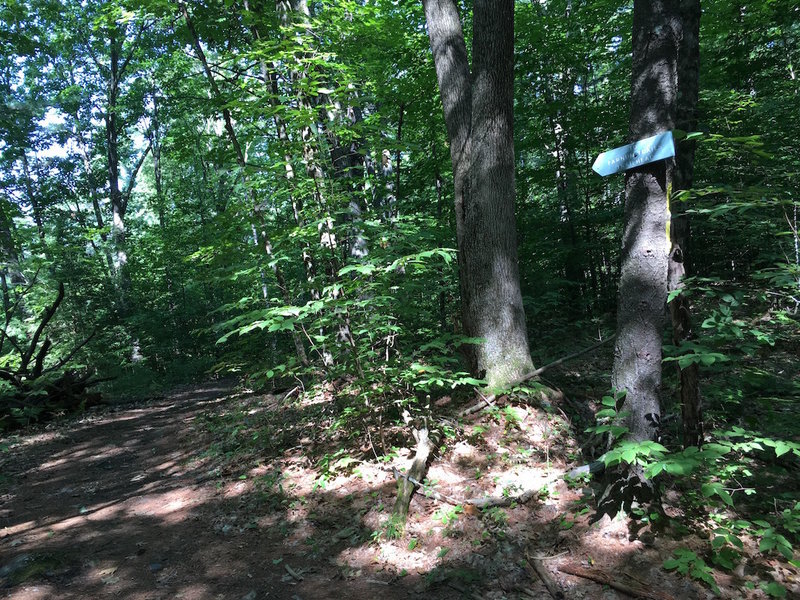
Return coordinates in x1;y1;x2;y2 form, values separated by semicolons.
592;131;675;176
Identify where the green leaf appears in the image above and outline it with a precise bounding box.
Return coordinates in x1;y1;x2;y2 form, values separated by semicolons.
763;581;786;598
662;558;681;570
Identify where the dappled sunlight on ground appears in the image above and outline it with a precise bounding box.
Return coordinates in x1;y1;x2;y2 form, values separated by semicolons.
0;379;726;599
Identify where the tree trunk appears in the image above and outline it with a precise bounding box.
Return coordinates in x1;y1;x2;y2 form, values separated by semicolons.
669;0;702;448
467;0;534;388
423;0;534;389
105;32;126;284
612;0;680;451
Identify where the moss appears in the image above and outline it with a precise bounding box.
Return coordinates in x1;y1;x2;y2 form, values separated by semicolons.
8;554;65;586
483;354;534;392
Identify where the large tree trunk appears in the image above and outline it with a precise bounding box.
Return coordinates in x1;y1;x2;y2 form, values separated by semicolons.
669;0;702;448
467;0;534;388
610;0;680;490
423;0;534;389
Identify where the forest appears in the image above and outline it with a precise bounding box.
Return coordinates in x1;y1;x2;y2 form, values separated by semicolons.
0;0;799;598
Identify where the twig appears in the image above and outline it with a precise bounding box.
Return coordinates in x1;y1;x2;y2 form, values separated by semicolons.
390;468;540;509
281;386;300;401
459;388;497;417
557;564;675;600
529;551;569;561
283;563;304;581
365;419;380;461
522;334;615;380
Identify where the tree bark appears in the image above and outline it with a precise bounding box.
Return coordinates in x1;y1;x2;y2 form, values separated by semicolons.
611;0;680;455
669;0;702;448
467;0;534;387
423;0;534;389
105;31;126;282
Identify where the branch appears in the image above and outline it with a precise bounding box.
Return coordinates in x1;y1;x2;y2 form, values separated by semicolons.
557;564;676;600
524;551;565;600
42;330;97;375
118;20;149;81
32;337;52;378
0;328;22;356
459;334;615;417
121;141;152;213
5;267;41;326
20;282;64;373
513;334;616;385
0;369;19;384
179;0;245;165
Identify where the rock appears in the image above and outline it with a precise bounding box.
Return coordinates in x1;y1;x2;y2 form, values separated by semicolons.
241;591;257;600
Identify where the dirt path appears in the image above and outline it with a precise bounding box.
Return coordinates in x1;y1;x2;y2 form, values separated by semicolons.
0;381;427;600
2;380;717;600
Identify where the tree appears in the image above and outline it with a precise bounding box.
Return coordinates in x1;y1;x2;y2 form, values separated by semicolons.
422;0;534;389
668;0;702;448
607;0;681;502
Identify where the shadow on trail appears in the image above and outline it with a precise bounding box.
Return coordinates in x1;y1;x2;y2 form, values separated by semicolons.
1;382;464;599
0;380;695;600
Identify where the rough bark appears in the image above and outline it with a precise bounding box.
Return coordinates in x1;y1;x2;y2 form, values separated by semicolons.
421;0;471;253
669;0;702;447
607;0;680;507
466;0;534;388
423;0;534;388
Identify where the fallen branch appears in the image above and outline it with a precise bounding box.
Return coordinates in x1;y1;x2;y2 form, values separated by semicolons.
391;468;541;510
459;335;614;417
524;550;565;600
20;282;64;372
557;564;675;600
283;563;304;581
42;330;97;375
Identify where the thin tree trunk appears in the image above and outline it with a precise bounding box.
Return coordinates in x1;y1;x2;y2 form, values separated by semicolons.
105;31;126;288
669;0;702;448
20;153;45;242
181;0;308;366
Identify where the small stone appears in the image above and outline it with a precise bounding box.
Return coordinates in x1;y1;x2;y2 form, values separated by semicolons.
241;591;257;600
149;562;162;572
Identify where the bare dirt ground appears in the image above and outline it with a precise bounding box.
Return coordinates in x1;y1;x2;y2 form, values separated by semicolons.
0;380;717;599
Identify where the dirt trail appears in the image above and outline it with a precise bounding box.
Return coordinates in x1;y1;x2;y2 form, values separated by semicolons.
0;381;422;600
